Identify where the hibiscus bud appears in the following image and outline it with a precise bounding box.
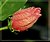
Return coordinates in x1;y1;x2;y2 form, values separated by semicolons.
11;7;42;32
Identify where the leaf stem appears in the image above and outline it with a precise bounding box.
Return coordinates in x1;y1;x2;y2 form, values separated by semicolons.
0;26;8;31
0;0;8;9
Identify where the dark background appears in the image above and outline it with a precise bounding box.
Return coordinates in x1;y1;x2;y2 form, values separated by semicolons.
0;0;48;41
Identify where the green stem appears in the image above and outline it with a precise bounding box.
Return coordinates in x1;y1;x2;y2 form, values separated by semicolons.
0;26;8;31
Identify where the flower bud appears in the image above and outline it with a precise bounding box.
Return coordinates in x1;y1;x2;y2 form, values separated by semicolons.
12;7;42;32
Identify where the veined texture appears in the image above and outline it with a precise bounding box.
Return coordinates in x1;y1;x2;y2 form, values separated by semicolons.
12;7;42;32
